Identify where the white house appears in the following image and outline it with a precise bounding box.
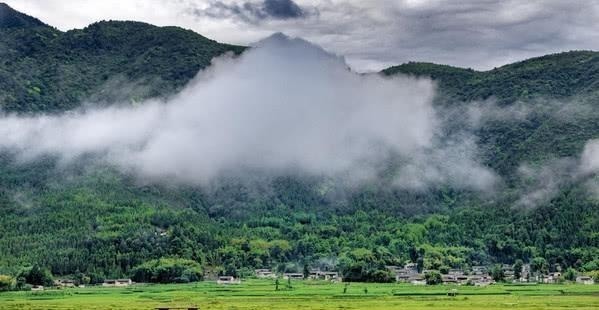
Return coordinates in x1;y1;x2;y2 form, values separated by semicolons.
217;276;241;284
103;279;132;287
576;276;595;285
283;273;305;280
255;269;276;279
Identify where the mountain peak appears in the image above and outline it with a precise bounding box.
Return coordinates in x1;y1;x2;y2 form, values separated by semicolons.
0;2;48;28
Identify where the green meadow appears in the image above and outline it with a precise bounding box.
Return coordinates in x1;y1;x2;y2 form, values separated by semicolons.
1;280;598;310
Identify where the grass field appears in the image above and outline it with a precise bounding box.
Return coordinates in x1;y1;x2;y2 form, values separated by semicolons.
1;280;598;310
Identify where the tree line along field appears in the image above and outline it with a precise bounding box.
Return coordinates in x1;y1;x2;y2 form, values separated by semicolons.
0;280;598;310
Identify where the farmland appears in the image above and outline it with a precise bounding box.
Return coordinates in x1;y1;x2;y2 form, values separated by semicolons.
1;280;598;310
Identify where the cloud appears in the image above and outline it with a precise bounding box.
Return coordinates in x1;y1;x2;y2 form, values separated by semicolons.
515;158;579;208
580;140;599;199
581;139;599;174
262;0;305;19
393;135;497;191
512;137;599;208
194;0;312;24
6;0;599;71
0;34;496;190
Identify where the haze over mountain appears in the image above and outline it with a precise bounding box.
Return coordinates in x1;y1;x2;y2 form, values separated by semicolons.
0;3;598;282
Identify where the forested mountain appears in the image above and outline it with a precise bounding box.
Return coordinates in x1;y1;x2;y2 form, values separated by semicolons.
0;3;598;284
0;5;244;113
0;3;45;28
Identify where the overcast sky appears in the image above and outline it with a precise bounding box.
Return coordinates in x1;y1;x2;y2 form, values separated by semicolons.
5;0;599;71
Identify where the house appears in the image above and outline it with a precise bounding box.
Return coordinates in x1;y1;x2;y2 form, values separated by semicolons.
441;274;470;285
404;263;419;273
468;275;493;286
283;273;305;280
395;270;412;282
442;275;458;284
103;279;132;287
409;274;426;285
308;270;340;281
543;272;561;284
471;266;488;275
322;271;341;282
395;274;410;282
455;275;469;284
217;276;241;284
448;269;464;276
31;285;44;291
576;276;595;285
518;264;532;282
502;264;515;281
255;269;276;279
389;264;418;283
55;279;75;287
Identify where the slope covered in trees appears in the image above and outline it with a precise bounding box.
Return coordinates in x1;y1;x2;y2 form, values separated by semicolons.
0;3;598;283
0;7;244;113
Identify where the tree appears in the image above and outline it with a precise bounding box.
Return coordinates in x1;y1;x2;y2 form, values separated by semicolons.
563;268;577;282
131;258;202;283
531;257;548;275
425;271;442;285
416;257;424;274
303;264;310;279
0;275;15;291
18;265;53;286
513;260;523;280
490;265;505;282
15;277;26;290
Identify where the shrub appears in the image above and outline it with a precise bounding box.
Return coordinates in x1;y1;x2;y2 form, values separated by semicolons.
0;275;15;291
131;258;203;283
17;265;53;286
425;271;442;285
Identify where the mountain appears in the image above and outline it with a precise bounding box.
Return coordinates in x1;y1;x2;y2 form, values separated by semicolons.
0;3;47;28
0;4;598;283
385;53;599;175
383;51;599;104
0;7;244;113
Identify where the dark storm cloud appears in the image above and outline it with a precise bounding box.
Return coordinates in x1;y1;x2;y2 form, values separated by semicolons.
195;0;310;24
263;0;304;19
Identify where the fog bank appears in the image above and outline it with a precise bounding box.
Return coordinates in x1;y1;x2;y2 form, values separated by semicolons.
0;34;496;189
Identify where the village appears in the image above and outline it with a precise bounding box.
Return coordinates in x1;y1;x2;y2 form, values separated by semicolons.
214;263;595;286
32;263;594;292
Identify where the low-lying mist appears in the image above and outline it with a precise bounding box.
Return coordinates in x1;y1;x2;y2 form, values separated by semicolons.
0;34;497;190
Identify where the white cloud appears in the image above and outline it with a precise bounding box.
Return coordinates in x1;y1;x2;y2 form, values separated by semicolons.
0;34;498;189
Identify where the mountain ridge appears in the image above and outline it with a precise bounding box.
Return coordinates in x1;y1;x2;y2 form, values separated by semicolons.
0;3;598;284
0;2;48;28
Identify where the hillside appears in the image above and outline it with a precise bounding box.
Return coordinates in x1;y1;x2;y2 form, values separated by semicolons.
0;3;46;28
385;53;599;175
0;3;598;284
0;11;244;113
383;51;599;104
